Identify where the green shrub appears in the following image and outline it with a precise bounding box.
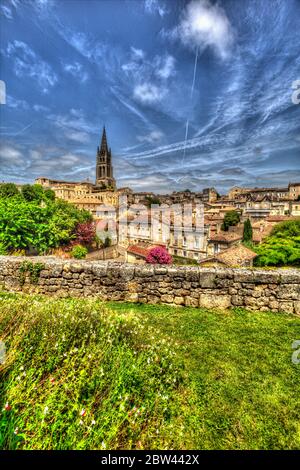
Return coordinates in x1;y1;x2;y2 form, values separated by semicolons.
254;219;300;266
0;192;92;254
243;218;253;242
221;210;240;231
0;183;19;198
0;242;7;255
71;245;88;259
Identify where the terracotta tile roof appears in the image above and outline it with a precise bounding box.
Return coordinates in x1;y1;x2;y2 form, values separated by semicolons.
200;245;257;267
127;243;165;259
209;231;242;243
266;215;297;223
217;245;257;265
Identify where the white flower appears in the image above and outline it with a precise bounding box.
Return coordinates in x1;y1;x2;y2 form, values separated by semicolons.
91;420;96;425
43;406;49;415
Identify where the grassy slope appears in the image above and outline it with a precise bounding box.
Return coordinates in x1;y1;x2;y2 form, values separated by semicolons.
1;292;300;450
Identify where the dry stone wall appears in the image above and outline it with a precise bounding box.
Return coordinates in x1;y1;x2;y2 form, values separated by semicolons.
0;256;299;315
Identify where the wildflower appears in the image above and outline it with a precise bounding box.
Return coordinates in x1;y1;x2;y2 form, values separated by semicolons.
14;427;19;435
19;366;24;371
43;406;49;415
50;377;55;383
91;419;96;425
4;403;11;411
80;409;86;417
79;420;83;425
101;441;106;449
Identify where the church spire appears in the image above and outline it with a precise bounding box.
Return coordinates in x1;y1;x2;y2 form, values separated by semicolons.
100;126;108;153
95;125;116;190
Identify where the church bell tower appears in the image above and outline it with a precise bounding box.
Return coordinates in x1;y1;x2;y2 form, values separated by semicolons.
95;126;116;190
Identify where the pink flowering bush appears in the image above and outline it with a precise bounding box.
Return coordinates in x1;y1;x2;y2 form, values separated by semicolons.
146;246;173;265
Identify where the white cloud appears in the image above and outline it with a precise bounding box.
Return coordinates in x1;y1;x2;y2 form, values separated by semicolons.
131;47;145;60
63;62;89;83
145;0;168;17
137;130;164;143
64;130;90;143
6;41;57;93
33;104;49;112
110;87;153;128
121;48;175;108
48;109;95;142
6;95;29;110
28;150;91;176
155;55;175;79
1;5;13;19
174;0;234;59
133;83;166;104
62;31;106;63
0;144;25;167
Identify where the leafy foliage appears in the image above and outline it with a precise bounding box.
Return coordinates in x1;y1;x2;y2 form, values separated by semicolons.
254;219;300;266
104;236;111;248
21;184;45;203
0;242;7;255
0;183;19;198
221;210;241;231
145;195;161;207
71;245;88;259
0;188;92;254
243;218;253;242
19;261;45;286
146;246;172;264
73;222;96;247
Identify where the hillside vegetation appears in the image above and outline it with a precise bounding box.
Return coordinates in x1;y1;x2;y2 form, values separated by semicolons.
254;219;300;267
1;294;300;450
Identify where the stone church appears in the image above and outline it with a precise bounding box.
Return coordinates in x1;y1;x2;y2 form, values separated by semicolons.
36;127;131;218
95;126;116;190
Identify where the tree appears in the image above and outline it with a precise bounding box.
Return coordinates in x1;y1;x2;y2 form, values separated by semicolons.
0;183;19;198
243;219;253;242
254;219;300;267
104;236;111;248
146;246;172;265
73;222;96;247
0;194;92;254
221;210;240;231
44;189;55;201
145;195;161;207
21;184;44;203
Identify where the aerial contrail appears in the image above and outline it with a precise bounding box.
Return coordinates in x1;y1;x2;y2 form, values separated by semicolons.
182;47;199;165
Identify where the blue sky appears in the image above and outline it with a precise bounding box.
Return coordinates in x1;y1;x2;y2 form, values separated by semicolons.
0;0;299;193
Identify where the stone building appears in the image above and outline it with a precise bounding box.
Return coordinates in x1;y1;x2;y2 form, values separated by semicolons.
36;127;121;218
95;126;116;189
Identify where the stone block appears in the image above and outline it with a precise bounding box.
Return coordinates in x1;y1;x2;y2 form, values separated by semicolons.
199;272;216;288
199;293;231;309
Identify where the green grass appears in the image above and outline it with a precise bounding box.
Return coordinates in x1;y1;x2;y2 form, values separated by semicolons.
0;292;300;450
